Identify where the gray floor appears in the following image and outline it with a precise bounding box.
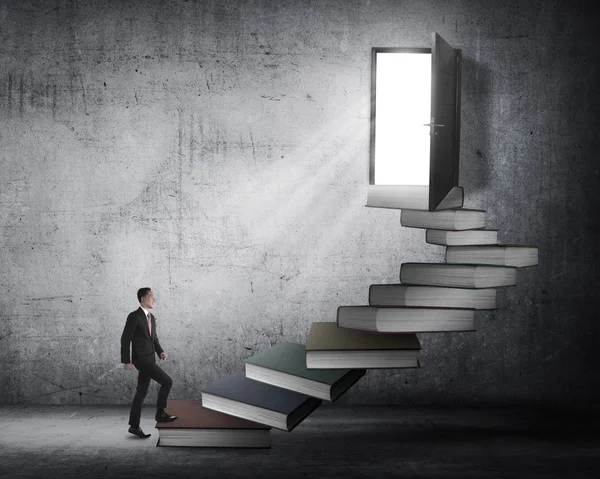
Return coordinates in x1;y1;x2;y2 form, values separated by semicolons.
0;404;598;479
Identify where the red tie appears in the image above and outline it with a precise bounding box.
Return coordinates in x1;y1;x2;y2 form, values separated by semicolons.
147;313;152;337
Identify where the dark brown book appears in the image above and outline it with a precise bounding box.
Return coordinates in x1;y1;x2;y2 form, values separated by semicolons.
156;399;270;448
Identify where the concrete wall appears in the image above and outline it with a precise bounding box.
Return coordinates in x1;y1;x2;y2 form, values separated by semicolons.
1;0;598;405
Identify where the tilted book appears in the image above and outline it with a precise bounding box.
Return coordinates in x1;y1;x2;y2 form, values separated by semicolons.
156;399;270;448
305;322;421;369
245;342;366;401
201;372;321;432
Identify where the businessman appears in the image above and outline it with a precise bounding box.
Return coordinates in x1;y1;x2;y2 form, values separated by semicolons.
121;287;178;438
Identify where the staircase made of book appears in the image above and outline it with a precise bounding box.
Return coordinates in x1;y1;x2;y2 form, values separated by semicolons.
156;187;538;447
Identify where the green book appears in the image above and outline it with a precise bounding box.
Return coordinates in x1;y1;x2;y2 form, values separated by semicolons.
245;342;366;401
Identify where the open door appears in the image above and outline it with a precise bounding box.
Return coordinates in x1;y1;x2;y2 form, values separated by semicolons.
428;33;462;211
367;33;462;211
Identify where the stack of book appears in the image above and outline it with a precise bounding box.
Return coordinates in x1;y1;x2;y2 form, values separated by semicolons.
159;195;539;449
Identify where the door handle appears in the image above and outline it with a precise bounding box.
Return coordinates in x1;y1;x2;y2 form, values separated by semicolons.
423;123;445;127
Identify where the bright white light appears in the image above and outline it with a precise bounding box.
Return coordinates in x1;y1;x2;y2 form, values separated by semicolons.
374;52;431;185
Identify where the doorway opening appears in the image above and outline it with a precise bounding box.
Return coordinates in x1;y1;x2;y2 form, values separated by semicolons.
372;49;431;186
368;34;462;211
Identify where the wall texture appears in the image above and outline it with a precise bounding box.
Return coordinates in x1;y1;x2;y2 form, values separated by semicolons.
1;0;598;405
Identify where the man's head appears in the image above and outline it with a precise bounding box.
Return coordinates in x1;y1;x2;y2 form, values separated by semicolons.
137;287;155;310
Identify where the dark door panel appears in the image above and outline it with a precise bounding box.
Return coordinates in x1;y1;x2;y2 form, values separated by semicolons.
429;33;461;211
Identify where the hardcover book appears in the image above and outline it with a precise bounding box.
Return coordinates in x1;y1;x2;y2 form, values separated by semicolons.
201;372;321;432
445;245;539;268
305;322;421;369
155;400;271;448
400;263;517;289
245;342;366;401
426;229;498;246
337;306;475;333
366;185;464;210
369;284;497;310
401;208;485;230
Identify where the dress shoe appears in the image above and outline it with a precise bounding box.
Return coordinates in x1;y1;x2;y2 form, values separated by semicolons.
128;426;151;438
155;410;178;422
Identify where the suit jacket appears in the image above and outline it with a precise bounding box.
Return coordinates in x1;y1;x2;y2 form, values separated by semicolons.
121;307;164;366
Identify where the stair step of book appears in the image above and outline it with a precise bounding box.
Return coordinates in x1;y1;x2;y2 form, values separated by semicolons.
337;306;475;333
400;262;518;288
369;284;497;310
244;342;365;402
365;185;464;210
426;229;499;245
306;322;421;369
445;245;538;267
401;208;486;230
156;400;271;448
201;372;321;432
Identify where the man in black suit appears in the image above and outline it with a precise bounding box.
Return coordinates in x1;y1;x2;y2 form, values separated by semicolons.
121;287;178;438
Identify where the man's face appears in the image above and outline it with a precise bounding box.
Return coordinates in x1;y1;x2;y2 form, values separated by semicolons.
141;291;156;310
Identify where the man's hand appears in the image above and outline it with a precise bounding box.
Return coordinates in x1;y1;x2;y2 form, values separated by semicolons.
160;352;168;360
124;363;133;371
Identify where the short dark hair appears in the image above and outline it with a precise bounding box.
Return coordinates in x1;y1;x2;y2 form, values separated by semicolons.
137;288;152;303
